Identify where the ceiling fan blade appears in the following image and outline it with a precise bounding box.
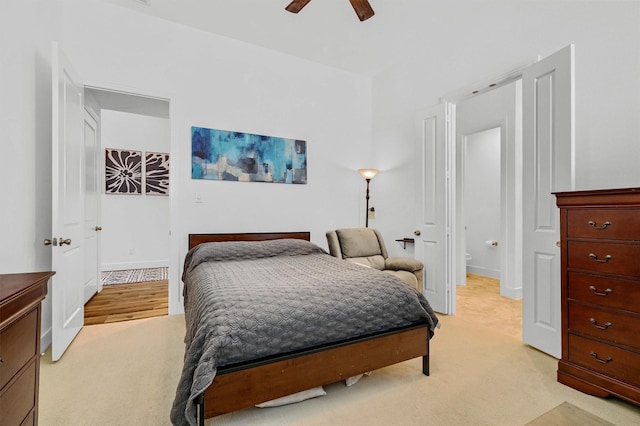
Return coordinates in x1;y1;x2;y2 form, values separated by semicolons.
348;0;375;21
285;0;312;14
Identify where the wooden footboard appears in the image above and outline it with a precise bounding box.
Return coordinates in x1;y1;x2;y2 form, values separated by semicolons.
199;324;429;420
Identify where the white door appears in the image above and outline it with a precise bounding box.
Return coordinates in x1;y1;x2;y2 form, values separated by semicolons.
84;108;101;303
414;103;455;314
51;42;85;361
522;45;575;358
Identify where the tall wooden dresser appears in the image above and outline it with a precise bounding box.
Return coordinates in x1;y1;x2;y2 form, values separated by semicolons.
0;271;53;425
555;188;640;406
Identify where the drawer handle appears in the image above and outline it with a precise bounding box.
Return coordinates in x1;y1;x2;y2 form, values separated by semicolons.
589;351;612;364
589;318;613;330
588;220;612;230
589;286;612;296
588;253;612;263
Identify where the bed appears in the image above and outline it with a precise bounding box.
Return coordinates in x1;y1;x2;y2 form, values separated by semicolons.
171;232;439;426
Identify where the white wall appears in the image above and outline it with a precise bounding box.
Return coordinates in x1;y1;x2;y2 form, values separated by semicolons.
100;110;170;271
464;128;501;279
371;1;640;254
0;0;56;274
0;0;59;347
58;0;372;313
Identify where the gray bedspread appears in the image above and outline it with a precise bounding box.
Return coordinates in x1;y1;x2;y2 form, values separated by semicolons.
171;239;438;425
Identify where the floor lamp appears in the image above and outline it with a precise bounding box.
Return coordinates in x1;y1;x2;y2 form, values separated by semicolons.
358;168;379;227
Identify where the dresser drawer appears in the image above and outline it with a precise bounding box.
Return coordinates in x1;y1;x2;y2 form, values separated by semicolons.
568;334;640;387
568;301;640;348
568;241;640;276
0;309;38;390
0;359;36;426
568;272;640;311
567;208;640;240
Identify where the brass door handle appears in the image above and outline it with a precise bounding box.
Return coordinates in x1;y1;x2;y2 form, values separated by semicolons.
414;230;421;236
44;239;52;246
59;238;72;246
95;226;103;231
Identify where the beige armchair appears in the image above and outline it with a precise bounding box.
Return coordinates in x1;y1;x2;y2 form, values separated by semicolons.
326;228;424;291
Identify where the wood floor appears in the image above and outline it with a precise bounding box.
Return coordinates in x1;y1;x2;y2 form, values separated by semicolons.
84;280;168;325
457;273;522;339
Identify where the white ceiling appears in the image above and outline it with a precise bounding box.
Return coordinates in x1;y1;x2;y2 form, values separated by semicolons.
102;0;459;77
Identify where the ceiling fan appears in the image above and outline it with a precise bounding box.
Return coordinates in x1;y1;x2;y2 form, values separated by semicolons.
285;0;375;22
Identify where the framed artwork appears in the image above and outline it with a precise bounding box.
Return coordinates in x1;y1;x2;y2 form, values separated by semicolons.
191;126;307;184
145;152;170;195
105;148;142;194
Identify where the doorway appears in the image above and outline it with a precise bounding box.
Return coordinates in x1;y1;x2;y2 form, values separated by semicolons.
452;81;523;336
462;127;501;280
454;80;523;300
84;87;171;323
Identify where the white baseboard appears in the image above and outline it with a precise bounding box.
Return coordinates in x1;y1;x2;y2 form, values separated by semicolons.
501;286;523;300
101;260;168;271
41;327;52;354
466;265;500;279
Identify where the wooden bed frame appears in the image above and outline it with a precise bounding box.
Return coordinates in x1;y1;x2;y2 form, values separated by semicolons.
187;232;430;423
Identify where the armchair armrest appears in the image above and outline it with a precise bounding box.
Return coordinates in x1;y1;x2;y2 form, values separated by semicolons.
385;257;423;272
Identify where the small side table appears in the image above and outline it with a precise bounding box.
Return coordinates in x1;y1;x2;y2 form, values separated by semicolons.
395;238;415;250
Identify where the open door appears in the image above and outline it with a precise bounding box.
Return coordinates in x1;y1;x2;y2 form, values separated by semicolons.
522;45;575;358
84;108;101;303
51;42;85;361
414;103;456;314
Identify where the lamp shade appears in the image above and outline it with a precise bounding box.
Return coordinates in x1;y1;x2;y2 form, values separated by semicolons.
358;168;379;180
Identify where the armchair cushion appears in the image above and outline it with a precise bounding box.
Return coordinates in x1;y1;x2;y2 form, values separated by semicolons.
384;270;419;289
345;256;386;270
335;228;382;258
385;257;423;272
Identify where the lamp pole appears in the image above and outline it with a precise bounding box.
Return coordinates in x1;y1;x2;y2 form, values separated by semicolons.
358;168;378;228
365;178;371;227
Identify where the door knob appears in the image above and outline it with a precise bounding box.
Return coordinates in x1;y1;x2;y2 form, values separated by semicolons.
59;238;72;246
44;238;58;246
95;226;103;231
414;230;421;236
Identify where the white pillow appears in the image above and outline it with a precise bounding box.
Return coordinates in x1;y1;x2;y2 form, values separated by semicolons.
255;386;326;408
345;371;371;387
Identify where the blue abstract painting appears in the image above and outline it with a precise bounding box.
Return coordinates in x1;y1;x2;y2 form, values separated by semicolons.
191;126;307;184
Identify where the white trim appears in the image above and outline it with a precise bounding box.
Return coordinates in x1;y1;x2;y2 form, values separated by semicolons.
101;260;169;271
466;266;500;280
441;60;532;104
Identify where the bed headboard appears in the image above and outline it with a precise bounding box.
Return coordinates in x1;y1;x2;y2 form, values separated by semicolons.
188;232;311;249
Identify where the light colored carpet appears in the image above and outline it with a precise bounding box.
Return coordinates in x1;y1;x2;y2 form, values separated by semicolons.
525;401;615;426
101;267;168;285
39;275;640;425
